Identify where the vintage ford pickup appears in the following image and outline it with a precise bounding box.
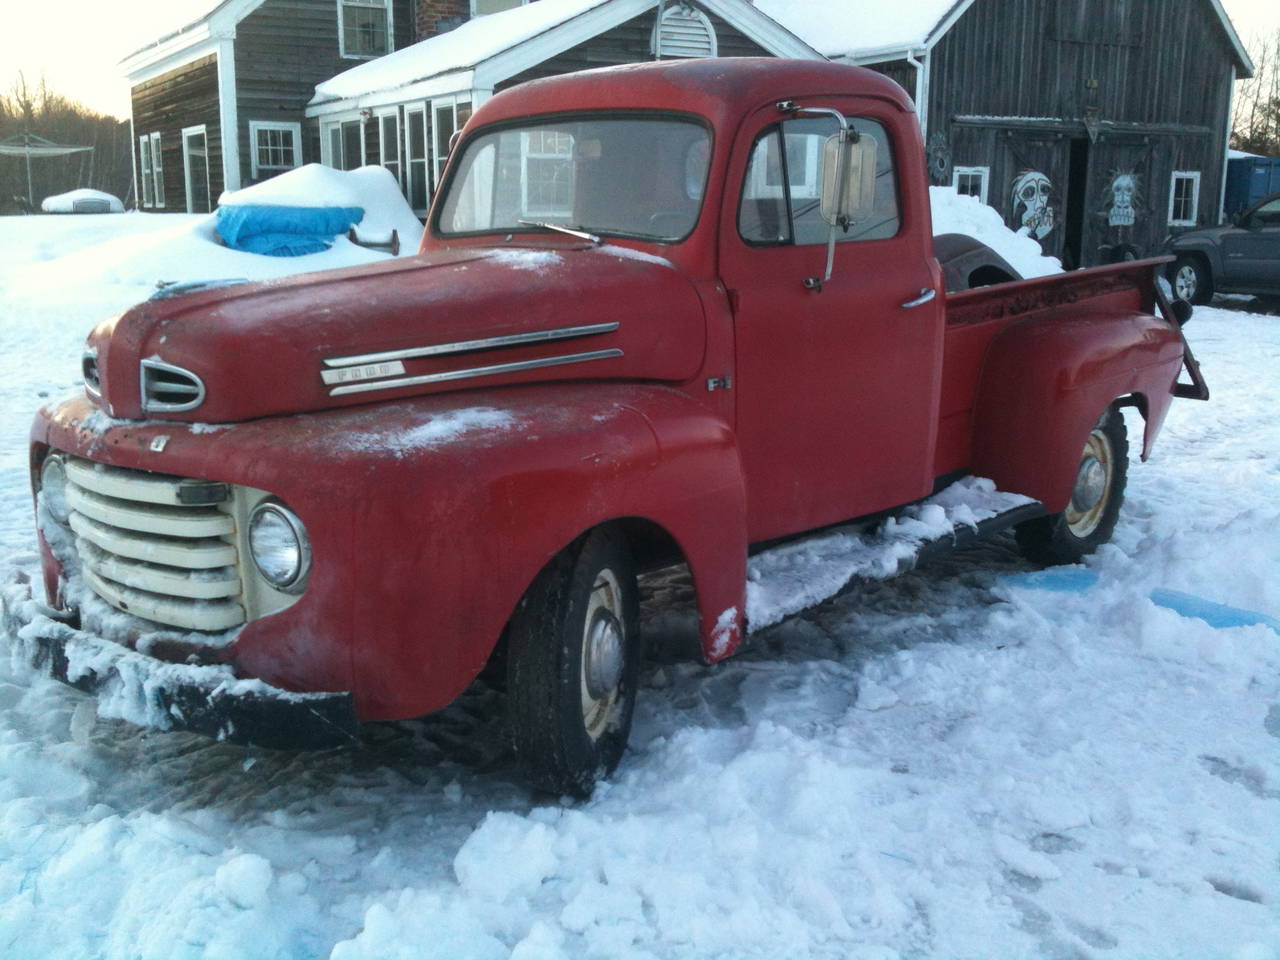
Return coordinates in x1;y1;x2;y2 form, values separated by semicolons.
4;59;1206;795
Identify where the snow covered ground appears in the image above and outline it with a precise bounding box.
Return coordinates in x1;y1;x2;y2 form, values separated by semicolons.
0;211;1277;960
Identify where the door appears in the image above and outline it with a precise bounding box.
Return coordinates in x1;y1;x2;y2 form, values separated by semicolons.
1222;195;1280;290
181;126;211;214
721;103;944;543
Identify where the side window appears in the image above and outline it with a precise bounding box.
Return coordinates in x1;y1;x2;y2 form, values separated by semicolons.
738;116;900;247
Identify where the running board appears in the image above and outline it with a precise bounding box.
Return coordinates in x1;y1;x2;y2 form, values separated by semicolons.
745;477;1044;633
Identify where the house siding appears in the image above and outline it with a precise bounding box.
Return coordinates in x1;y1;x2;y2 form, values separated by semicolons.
918;0;1236;266
235;0;413;186
497;5;773;91
131;54;222;211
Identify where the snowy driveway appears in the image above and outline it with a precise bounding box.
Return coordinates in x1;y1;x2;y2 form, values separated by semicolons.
0;215;1277;959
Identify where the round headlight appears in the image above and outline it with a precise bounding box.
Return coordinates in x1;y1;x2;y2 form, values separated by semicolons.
248;502;311;592
40;455;71;525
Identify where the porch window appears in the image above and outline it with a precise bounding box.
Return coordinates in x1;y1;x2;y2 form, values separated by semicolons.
150;132;165;208
1168;171;1200;227
249;121;302;180
953;165;989;205
405;107;430;212
339;0;391;59
378;111;401;187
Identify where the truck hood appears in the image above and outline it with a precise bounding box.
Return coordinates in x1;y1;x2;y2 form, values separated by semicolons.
86;243;706;423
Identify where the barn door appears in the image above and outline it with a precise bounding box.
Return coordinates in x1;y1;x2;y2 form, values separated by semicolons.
1000;134;1070;263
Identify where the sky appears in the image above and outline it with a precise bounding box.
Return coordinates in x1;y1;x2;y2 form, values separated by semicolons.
1;0;1278;121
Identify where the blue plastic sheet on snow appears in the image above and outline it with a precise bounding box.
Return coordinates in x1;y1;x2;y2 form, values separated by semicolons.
216;205;365;257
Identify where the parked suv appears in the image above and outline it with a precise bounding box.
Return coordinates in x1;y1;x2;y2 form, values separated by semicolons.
1167;191;1280;303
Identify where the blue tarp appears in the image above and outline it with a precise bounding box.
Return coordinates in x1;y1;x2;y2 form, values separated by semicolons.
216;204;365;257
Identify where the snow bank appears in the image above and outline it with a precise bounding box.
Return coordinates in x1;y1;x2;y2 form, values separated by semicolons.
930;185;1063;278
41;189;124;214
7;166;423;301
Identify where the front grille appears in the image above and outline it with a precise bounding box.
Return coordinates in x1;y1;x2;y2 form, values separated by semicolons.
62;457;245;631
140;359;205;413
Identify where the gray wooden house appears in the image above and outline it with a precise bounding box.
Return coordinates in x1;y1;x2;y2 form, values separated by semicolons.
757;0;1254;267
305;0;820;216
121;0;415;212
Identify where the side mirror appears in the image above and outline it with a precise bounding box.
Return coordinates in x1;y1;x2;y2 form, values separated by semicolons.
819;132;877;228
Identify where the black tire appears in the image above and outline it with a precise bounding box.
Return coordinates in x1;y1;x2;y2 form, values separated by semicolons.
1169;254;1212;305
1015;406;1128;566
506;526;642;797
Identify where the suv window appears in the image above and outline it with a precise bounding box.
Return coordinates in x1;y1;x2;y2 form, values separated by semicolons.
738;116;899;246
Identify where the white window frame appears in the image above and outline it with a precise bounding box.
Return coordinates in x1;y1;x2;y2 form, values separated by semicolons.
375;107;402;188
952;165;990;205
150;132;165;208
431;96;471;186
470;0;528;15
403;104;430;213
320;113;365;170
249;120;303;180
338;0;393;60
139;135;153;208
748;128;819;200
520;128;575;218
1168;171;1201;227
181;124;212;214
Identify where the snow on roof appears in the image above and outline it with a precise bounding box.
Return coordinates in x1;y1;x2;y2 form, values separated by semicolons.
120;0;232;59
312;0;614;105
752;0;961;59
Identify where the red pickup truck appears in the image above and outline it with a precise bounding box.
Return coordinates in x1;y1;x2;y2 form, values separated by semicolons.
5;59;1205;796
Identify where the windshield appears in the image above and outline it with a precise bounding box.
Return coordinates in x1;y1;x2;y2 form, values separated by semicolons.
437;116;711;242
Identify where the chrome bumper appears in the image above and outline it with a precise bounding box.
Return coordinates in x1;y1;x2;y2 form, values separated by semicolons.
1;573;357;751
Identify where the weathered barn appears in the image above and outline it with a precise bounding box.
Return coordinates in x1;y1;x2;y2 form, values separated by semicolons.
758;0;1255;267
121;0;416;212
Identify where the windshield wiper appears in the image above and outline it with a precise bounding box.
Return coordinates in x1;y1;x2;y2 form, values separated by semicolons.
516;219;602;244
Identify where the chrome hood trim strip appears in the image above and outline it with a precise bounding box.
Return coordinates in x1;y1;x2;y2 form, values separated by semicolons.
327;349;624;397
323;322;620;369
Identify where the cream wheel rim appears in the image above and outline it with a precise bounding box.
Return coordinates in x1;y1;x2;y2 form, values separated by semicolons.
1173;264;1197;301
1065;428;1114;538
580;568;625;741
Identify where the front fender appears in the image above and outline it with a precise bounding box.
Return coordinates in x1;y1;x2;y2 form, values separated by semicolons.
969;310;1183;512
1169;237;1224;277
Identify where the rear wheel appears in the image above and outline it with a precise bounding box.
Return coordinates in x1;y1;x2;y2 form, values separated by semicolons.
1015;406;1128;566
506;527;641;797
1170;255;1212;304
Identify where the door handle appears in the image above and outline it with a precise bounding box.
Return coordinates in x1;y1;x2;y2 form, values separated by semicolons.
901;287;937;309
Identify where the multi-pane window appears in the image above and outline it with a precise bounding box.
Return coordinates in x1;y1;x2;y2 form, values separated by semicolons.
739;117;900;247
379;112;401;186
523;129;574;216
340;0;390;59
1168;171;1200;226
405;107;430;211
250;122;301;180
150;132;165;207
952;166;989;204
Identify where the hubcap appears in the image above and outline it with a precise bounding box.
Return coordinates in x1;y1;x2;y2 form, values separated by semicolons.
1064;428;1114;538
1174;264;1197;301
580;569;625;741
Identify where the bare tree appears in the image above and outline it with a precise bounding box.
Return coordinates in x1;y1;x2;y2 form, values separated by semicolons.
1233;30;1280;156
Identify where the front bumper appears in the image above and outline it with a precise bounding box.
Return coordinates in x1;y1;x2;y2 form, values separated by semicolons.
2;573;358;750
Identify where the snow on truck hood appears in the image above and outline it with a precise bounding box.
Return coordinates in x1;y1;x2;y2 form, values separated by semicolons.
83;243;706;424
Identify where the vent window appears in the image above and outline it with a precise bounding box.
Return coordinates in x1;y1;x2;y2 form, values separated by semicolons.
652;5;717;59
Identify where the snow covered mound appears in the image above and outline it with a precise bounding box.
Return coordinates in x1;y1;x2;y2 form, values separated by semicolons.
40;189;124;214
930;185;1063;279
219;164;423;249
8;166;423;301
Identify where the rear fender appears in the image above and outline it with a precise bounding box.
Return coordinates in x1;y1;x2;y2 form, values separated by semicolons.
970;310;1182;512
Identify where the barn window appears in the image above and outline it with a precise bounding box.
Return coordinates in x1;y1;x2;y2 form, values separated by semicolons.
652;4;717;59
1168;172;1200;226
952;166;989;205
250;122;303;180
138;135;153;208
339;0;391;59
471;0;528;14
150;132;165;208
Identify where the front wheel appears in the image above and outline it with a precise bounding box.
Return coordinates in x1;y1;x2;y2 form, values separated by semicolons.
1170;255;1212;304
1015;406;1128;566
506;527;642;797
